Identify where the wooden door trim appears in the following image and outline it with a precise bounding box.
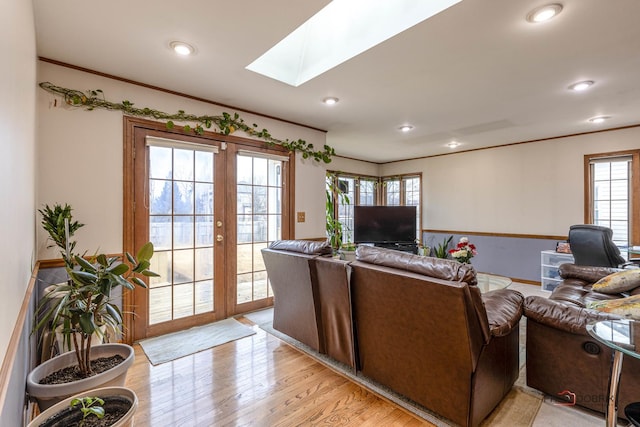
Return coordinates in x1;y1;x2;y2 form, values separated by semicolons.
123;116;294;341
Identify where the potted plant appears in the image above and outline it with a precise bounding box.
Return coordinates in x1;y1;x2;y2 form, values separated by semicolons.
433;235;453;259
28;203;158;410
27;386;138;427
326;174;351;254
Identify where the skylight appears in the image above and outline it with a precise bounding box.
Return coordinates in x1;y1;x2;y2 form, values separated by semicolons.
246;0;462;87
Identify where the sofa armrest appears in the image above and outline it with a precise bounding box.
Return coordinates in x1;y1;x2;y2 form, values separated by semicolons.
524;295;621;335
482;289;524;337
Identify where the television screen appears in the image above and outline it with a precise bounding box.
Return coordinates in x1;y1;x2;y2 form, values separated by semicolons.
353;206;417;244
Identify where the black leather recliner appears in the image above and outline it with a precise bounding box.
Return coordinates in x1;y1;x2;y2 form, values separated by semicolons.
568;224;626;268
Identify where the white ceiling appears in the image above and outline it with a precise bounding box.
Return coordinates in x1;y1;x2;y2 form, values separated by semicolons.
33;0;640;163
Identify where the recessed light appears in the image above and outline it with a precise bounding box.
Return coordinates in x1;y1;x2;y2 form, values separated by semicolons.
588;116;611;124
170;41;195;56
399;125;414;132
526;3;563;23
447;141;461;149
569;80;594;91
323;97;339;105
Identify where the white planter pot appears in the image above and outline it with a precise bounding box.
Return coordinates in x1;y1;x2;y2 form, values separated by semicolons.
27;343;135;411
54;324;108;354
27;386;138;427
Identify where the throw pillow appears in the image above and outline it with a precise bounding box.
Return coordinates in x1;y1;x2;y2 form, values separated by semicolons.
592;269;640;294
588;294;640;319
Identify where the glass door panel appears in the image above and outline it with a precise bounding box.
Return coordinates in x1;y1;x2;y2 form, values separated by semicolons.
147;142;219;330
235;154;282;308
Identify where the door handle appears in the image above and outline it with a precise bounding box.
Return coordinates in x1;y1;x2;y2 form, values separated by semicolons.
216;234;224;242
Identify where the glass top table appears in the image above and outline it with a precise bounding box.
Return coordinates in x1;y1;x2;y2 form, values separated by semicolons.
587;319;640;427
476;272;512;293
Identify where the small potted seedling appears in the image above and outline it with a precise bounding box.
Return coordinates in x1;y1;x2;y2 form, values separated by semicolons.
27;386;138;427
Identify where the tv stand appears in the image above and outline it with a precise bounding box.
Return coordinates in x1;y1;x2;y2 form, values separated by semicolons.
373;242;418;254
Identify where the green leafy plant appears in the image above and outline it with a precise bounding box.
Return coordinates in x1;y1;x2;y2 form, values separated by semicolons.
326;174;351;252
71;396;105;426
34;203;159;377
433;235;453;259
38;204;84;269
39;82;335;163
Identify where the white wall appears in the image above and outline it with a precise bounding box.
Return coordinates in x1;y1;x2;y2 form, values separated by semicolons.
294;155;380;239
36;62;329;257
0;0;36;366
381;127;640;236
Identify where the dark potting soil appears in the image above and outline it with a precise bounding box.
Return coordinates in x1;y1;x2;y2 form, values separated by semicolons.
38;396;131;427
38;355;125;385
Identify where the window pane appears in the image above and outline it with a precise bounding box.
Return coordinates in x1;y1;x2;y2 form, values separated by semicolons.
173;216;194;249
150;215;172;250
173;149;194;181
195;183;213;215
253;157;267;185
195;151;213;182
237;244;252;275
253;186;267;214
610;162;629;180
173;283;194;319
593;163;610;181
610;180;628;200
253;215;267;242
173;182;194;215
149;250;172;288
593;181;610;200
149;146;172;180
194;280;213;314
237;215;252;243
237;154;283;305
195;247;213;281
150;179;172;215
195;215;214;247
173;249;194;284
268;215;281;242
237;156;252;184
590;156;631;248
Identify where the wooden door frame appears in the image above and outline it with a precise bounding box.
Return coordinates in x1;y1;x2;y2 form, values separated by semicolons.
122;117;294;343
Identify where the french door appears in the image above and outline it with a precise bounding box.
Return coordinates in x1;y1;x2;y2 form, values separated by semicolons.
124;118;292;341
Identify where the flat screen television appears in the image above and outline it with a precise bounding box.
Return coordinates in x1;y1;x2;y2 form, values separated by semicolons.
353;206;417;244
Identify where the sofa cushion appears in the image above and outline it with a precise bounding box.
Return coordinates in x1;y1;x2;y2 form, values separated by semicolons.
588;294;640;319
482;289;524;337
525;295;621;335
550;277;623;308
592;269;640;294
558;263;620;283
355;245;477;286
268;239;331;255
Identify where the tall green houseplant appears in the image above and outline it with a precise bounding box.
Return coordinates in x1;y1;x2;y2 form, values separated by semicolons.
326;174;350;252
34;204;159;376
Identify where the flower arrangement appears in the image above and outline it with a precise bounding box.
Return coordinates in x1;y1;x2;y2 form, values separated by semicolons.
449;237;477;264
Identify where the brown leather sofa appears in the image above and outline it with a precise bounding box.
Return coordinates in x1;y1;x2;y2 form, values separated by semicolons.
261;240;356;367
350;245;523;427
524;263;640;418
262;241;524;427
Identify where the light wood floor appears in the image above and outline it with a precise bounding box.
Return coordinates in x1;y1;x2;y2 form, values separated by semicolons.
126;317;432;426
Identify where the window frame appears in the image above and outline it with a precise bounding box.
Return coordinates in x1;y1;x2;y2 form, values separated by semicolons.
327;171;422;244
584;149;640;247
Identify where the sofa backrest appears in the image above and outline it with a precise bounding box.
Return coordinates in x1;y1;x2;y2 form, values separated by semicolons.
348;247;491;420
355;245;478;286
261;241;328;352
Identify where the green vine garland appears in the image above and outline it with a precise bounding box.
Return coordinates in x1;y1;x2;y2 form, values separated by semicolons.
39;82;335;163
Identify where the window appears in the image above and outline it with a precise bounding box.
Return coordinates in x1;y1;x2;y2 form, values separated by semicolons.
327;174;378;244
327;172;421;244
383;176;422;241
585;150;640;253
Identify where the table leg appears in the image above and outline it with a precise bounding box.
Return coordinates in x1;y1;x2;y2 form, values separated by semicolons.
607;350;624;427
